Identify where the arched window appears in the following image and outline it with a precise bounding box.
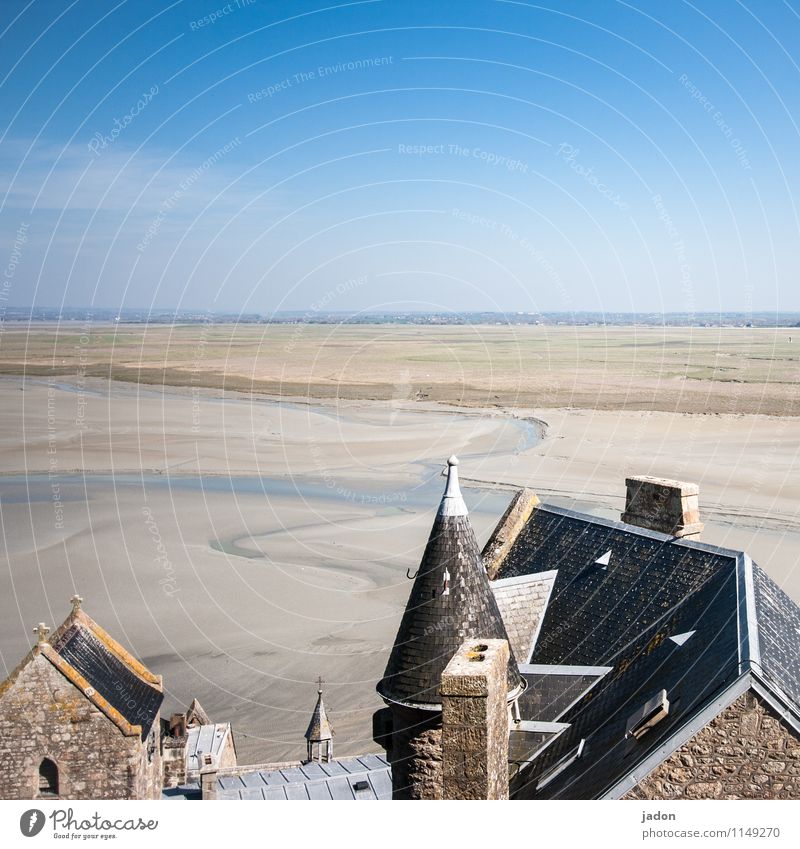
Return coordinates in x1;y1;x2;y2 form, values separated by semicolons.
38;758;58;797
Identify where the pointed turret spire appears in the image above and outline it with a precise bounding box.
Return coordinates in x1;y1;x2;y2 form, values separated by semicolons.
439;455;467;517
378;456;523;708
304;679;334;762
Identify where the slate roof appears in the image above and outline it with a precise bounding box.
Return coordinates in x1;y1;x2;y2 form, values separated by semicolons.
496;504;739;666
491;571;556;664
493;501;800;799
51;621;163;739
378;458;522;707
517;664;610;722
164;755;391;800
750;563;800;710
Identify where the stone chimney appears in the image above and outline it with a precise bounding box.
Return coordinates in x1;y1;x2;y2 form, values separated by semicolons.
199;753;218;800
440;639;511;800
161;713;189;788
621;476;703;538
170;712;187;738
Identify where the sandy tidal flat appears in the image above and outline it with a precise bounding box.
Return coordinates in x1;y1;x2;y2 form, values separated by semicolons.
2;323;799;415
0;376;798;764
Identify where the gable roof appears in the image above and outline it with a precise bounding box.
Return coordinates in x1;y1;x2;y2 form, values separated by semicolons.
493;501;800;799
0;604;163;740
377;458;522;708
491;571;556;664
185;723;234;773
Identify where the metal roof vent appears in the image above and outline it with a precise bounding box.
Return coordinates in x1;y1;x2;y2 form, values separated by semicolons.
626;689;670;740
352;780;370;792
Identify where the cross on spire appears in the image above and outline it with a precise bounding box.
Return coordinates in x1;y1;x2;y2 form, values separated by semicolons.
34;623;50;644
316;675;324;693
70;594;83;613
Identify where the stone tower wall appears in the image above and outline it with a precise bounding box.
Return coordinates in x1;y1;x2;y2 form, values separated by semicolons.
0;653;161;800
624;691;800;800
387;703;443;800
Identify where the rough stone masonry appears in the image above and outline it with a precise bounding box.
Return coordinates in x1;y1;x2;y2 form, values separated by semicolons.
624;692;800;800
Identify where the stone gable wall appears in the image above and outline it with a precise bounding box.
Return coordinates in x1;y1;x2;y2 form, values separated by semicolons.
0;653;161;799
624;691;800;800
162;736;188;788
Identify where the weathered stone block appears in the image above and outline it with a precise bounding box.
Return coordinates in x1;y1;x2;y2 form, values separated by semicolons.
620;476;703;537
440;639;510;800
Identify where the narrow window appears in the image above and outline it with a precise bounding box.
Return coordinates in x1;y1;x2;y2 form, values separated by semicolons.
38;758;59;797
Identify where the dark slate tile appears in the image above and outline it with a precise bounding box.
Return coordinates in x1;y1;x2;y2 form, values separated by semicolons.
378;513;520;706
753;563;800;708
52;623;163;738
499;506;737;667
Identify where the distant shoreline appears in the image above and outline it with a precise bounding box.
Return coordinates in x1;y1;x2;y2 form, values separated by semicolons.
1;323;797;416
3;311;800;328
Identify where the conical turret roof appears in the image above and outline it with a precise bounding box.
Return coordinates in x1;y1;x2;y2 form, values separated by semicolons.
304;689;333;743
377;456;523;708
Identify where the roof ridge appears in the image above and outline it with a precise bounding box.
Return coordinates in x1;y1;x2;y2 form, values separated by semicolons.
536;503;749;559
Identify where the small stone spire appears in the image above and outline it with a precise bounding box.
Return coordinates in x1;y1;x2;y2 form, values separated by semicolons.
70;594;83;613
186;698;211;727
438;455;467;518
34;623;51;645
304;679;333;763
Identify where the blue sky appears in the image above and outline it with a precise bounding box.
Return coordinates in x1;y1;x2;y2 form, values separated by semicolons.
1;0;799;314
